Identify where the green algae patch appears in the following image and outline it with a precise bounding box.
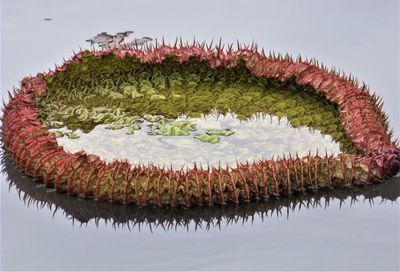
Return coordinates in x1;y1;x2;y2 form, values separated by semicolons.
207;129;235;137
66;132;80;139
143;115;162;122
126;124;141;135
49;130;65;138
49;121;65;129
159;125;190;136
105;123;125;130
171;121;196;131
195;134;220;144
146;120;196;136
35;54;358;154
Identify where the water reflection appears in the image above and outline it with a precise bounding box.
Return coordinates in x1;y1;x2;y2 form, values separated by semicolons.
2;152;399;231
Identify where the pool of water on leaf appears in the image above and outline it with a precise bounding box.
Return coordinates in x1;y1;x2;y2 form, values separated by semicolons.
52;111;342;169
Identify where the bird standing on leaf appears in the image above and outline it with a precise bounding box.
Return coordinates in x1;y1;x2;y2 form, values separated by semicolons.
86;31;152;49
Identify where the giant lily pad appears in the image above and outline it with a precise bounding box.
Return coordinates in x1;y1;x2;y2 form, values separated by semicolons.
2;43;399;206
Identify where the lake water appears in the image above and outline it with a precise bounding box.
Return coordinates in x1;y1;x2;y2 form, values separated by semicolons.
1;0;399;270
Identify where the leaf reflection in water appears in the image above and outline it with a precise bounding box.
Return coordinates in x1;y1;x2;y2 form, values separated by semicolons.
2;151;399;232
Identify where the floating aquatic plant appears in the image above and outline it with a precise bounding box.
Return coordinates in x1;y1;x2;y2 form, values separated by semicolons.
207;129;235;137
2;40;399;206
65;132;80;139
195;134;220;144
126;124;141;135
49;130;65;138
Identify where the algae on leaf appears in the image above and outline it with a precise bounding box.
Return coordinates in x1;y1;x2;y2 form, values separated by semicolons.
144;115;162;122
171;120;196;131
66;132;80;139
126;124;141;135
49;130;65;138
105;123;124;130
207;129;235;137
48;121;65;129
195;134;220;144
94;113;117;124
159;125;190;136
35;55;358;154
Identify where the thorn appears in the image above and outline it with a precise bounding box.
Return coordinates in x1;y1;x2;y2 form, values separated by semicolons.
217;38;222;50
208;39;214;50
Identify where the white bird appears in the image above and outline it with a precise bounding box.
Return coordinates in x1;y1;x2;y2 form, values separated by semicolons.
86;32;114;45
111;31;134;48
122;36;153;47
86;31;151;50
